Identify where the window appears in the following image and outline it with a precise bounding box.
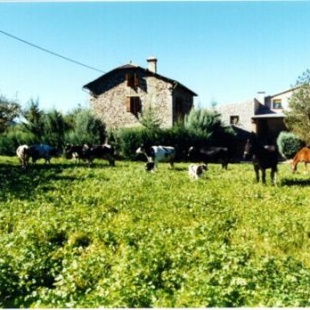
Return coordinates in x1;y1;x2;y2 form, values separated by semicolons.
272;99;282;109
174;97;185;121
126;73;139;88
126;96;141;117
230;115;239;125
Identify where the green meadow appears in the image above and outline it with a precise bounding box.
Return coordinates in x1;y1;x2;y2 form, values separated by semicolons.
1;156;310;307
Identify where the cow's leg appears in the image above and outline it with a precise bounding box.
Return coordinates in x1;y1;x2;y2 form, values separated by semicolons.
105;154;115;167
22;156;29;169
261;169;266;184
222;162;228;170
271;169;277;185
254;166;260;182
155;162;158;171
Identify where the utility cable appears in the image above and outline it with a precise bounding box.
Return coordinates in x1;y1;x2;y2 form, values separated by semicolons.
0;29;105;74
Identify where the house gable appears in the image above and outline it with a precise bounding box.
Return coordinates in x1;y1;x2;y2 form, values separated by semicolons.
83;59;197;129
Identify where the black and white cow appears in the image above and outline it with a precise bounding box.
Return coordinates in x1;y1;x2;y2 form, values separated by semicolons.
187;146;230;169
16;145;30;169
136;145;176;171
65;144;115;166
26;144;62;164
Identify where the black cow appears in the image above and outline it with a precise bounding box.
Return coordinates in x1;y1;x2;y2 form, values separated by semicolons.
64;144;115;166
187;146;230;169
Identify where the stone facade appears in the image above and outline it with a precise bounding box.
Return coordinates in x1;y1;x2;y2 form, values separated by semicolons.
216;99;260;132
83;59;196;130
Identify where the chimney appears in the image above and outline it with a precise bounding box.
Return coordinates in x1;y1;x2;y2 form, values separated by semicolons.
147;56;157;73
257;91;265;104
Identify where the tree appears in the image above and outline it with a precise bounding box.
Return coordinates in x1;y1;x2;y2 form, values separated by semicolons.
0;95;21;133
21;98;45;142
21;99;72;148
65;109;106;145
138;106;162;131
43;109;70;149
184;107;235;145
284;69;310;145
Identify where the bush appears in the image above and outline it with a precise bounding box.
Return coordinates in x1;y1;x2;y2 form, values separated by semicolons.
0;126;36;156
115;121;237;162
277;131;305;159
115;127;157;160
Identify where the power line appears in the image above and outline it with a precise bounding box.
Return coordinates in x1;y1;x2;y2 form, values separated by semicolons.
0;29;106;74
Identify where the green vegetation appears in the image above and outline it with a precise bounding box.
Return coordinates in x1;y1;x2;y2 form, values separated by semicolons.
277;131;305;159
1;157;310;307
285;69;310;145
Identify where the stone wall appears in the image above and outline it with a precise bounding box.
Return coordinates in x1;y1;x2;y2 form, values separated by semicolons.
216;99;259;132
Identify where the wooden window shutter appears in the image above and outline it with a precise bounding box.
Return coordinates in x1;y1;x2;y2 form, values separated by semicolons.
126;97;141;116
134;73;139;88
125;73;130;86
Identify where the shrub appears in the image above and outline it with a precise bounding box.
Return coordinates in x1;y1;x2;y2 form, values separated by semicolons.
65;109;106;145
115;127;157;160
0;125;36;156
277;131;305;159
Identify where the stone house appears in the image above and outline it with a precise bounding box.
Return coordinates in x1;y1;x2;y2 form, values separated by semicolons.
83;57;197;129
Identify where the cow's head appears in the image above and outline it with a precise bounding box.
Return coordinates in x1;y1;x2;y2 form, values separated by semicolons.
51;147;62;158
64;144;73;159
145;162;155;172
200;164;208;171
136;144;146;155
187;146;198;160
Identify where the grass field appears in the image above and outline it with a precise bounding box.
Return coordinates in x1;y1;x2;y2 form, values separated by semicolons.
1;156;310;307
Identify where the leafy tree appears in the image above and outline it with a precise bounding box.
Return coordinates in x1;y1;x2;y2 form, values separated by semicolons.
284;69;310;145
0;95;21;133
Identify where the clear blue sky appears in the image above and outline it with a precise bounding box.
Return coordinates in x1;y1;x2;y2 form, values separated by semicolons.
1;1;310;113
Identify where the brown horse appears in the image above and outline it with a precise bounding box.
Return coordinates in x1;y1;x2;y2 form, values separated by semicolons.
291;147;310;173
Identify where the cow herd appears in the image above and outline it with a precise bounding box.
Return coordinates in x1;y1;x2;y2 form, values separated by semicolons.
15;143;231;179
16;133;310;184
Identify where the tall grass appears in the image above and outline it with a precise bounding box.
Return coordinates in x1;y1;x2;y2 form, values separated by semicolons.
1;156;310;307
